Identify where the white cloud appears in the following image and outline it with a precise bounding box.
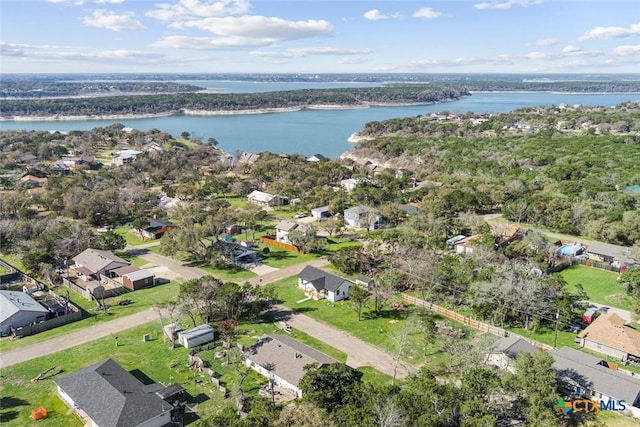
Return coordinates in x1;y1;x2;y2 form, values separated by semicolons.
413;8;441;19
47;0;84;4
363;9;387;21
562;45;581;53
524;51;557;60
94;0;124;3
153;35;272;50
535;38;558;46
579;22;640;41
81;10;146;31
146;0;250;21
0;41;172;64
474;0;541;10
250;47;372;58
612;45;640;56
176;15;332;38
337;57;368;65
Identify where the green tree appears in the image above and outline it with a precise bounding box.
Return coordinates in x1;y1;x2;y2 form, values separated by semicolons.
349;284;370;321
507;351;560;426
299;363;363;411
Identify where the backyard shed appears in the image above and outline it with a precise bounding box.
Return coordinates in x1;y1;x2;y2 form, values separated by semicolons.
178;324;215;349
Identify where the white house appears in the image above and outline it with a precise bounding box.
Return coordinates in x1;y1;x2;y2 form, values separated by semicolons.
343;205;383;230
0;290;49;336
247;190;288;208
244;334;337;397
298;265;353;302
178;324;215;349
310;206;330;220
275;220;299;244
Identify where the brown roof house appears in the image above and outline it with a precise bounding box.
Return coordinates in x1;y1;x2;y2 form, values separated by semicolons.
577;313;640;362
72;249;130;279
244;334;337;397
54;359;175;427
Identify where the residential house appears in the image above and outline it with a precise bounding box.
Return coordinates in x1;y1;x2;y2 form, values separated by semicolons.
61;156;93;169
141;217;176;240
111;265;155;291
178;324;215;349
355;275;374;288
340;177;374;193
19;171;48;188
343;205;383;230
551;346;640;418
455;235;481;254
244;334;337;397
310;206;330;220
298;265;353;302
17;153;38;164
584;241;637;267
247;190;288;208
49;160;71;175
577;313;640;362
306;154;327;162
210;240;257;265
398;204;419;216
54;359;174;427
238;151;260;165
484;335;539;372
0;290;50;336
275;220;299;244
71;248;130;279
111;149;142;166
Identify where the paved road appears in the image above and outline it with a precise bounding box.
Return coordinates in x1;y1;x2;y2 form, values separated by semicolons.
126;249;209;280
586;301;634;323
0;308;161;369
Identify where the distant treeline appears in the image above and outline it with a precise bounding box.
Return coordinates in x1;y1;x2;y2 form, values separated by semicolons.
0;85;468;118
0;81;204;99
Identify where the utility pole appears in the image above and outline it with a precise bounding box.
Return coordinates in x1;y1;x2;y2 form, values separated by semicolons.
554;310;560;348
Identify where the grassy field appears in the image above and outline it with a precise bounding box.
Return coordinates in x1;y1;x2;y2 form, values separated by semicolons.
0;280;181;352
113;226;148;246
560;265;631;310
0;254;27;273
260;248;317;269
267;276;480;368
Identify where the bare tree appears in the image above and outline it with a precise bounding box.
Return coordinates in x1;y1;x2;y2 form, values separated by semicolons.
373;395;405;427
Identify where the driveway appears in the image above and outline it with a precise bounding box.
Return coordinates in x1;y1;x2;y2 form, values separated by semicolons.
269;305;416;379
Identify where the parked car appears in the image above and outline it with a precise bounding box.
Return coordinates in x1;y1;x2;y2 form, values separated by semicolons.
294;212;307;218
582;308;599;324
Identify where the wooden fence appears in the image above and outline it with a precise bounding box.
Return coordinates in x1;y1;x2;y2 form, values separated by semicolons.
259;237;303;253
401;293;554;351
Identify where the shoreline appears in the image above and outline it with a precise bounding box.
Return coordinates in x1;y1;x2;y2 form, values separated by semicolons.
0;101;436;122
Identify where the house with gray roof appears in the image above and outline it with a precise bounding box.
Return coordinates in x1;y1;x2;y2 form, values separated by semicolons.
0;290;49;336
551;346;640;418
244;334;338;397
343;205;384;230
72;248;130;278
484;335;539;372
275;220;299;244
54;359;174;427
298;265;353;302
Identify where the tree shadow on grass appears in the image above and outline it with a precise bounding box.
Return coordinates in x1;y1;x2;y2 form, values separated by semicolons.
0;397;28;409
0;410;19;422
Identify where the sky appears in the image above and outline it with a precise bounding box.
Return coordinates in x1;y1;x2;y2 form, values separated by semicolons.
1;0;639;74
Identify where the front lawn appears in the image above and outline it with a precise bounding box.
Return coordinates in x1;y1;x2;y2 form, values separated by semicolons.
113;226;148;246
560;265;631;310
267;276;479;368
260;248;317;269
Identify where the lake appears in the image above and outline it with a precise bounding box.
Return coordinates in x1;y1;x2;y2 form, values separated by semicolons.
1;82;639;158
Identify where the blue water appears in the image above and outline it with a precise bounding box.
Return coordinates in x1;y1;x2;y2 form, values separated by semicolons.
1;84;639;158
